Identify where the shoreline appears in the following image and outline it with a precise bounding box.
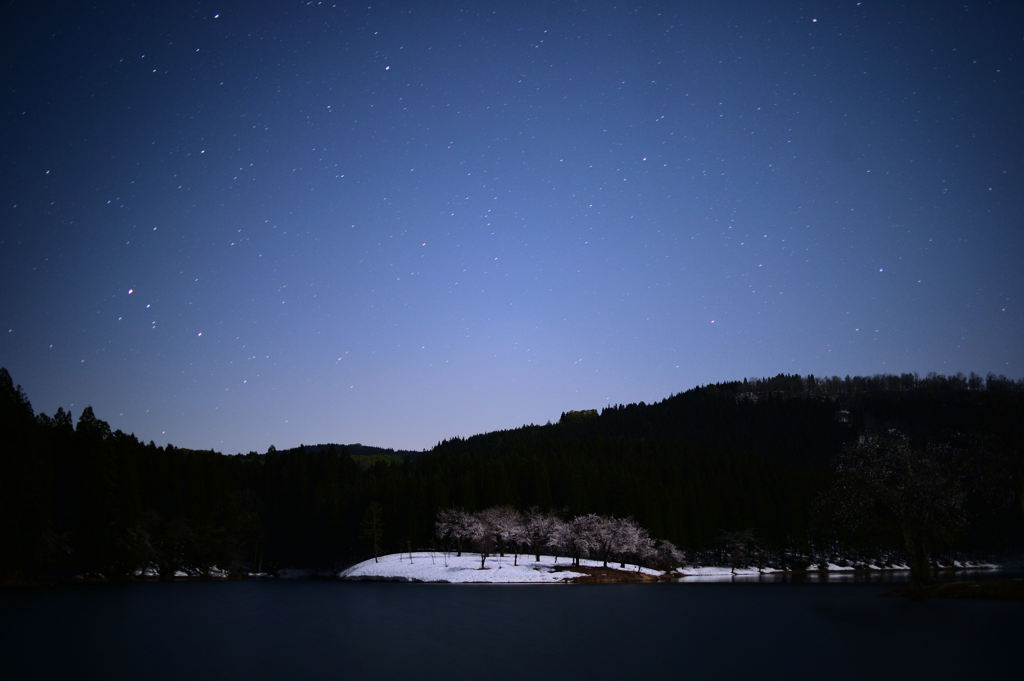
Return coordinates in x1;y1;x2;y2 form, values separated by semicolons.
336;551;1003;586
3;555;1004;589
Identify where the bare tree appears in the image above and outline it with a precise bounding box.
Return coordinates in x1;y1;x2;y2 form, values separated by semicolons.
480;506;523;561
438;506;670;574
547;516;569;564
467;513;495;569
655;539;685;571
504;511;528;566
435;508;474;557
435;508;456;554
610;517;646;568
631;527;657;573
523;508;556;562
580;514;615;567
561;515;599;566
361;502;384;563
575;513;636;568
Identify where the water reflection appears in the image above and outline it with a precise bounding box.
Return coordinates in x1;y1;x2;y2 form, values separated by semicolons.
1;578;1019;681
675;567;1004;584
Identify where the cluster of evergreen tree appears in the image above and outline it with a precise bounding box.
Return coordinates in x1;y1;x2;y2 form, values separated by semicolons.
1;368;1021;582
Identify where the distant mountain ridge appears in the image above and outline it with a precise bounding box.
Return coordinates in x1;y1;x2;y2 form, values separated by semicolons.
277;442;421;458
239;372;1022;466
283;443;421;468
430;372;1023;468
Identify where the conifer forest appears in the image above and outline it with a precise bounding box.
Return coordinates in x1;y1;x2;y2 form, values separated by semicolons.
2;368;1021;582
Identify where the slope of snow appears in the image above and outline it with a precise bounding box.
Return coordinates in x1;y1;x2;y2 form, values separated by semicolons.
339;552;659;583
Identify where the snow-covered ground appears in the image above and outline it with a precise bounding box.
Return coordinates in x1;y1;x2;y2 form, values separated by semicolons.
131;565;229;579
672;565;784;582
339;552;660;583
341;552;1001;584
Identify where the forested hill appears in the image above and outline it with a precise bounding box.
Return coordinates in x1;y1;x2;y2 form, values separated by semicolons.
267;443;422;468
433;372;1024;468
2;368;1022;581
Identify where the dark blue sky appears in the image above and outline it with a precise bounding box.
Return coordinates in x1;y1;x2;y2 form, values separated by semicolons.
3;1;1022;453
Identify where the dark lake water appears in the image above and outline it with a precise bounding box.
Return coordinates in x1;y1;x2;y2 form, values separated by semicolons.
1;580;1019;681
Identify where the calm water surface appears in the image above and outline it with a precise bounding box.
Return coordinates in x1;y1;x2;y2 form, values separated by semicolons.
1;580;1019;680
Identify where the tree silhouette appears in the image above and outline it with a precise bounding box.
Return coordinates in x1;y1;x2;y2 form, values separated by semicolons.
828;430;967;585
361;501;384;563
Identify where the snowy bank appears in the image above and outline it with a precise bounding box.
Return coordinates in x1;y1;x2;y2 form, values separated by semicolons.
340;552;1001;584
672;560;1000;582
339;552;661;583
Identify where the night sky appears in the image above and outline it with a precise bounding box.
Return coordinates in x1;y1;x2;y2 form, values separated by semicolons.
2;1;1022;453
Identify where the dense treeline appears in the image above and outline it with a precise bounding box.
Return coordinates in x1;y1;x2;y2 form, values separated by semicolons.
1;368;1022;581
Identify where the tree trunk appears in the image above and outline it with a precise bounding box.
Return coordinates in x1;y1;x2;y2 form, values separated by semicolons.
904;525;931;586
